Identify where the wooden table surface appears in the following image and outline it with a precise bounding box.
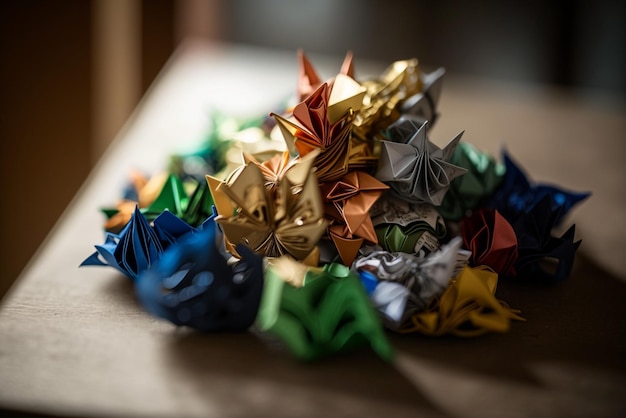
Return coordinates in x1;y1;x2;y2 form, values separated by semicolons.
1;40;625;418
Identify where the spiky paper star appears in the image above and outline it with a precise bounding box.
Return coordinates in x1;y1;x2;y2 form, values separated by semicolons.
376;115;467;205
320;171;389;265
488;150;590;225
297;49;355;101
208;151;327;261
81;206;163;280
439;141;505;221
400;67;446;128
272;73;365;183
511;196;581;282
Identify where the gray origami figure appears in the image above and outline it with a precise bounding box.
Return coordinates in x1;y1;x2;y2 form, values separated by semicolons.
376;115;467;205
401;68;445;127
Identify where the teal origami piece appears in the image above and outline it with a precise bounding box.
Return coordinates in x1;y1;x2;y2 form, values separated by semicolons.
438;141;505;221
256;262;393;361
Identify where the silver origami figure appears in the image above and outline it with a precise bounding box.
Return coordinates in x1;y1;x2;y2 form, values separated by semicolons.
376;115;467;206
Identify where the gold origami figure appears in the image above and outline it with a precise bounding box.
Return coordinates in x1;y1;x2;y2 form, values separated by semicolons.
353;58;423;140
207;150;327;261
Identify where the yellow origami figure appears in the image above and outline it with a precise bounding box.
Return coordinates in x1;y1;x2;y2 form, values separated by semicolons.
400;266;524;336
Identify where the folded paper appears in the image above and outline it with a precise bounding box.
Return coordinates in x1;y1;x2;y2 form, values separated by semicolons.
208;150;327;260
81;50;591;361
376;116;467;205
353;58;423;138
353;237;463;329
272;73;365;183
371;195;446;254
103;171;168;233
461;208;518;277
488;150;590;225
297;50;355;102
82;206;164;280
512;196;581;282
136;220;264;332
321;171;389;265
439;141;505;221
399;266;524;336
141;174;190;220
257;259;393;361
104;173;215;234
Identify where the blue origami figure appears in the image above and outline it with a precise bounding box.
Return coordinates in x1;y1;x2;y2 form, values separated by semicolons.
512;196;581;282
152;208;216;248
489;150;590;225
82;202;218;280
135;219;265;332
81;206;163;280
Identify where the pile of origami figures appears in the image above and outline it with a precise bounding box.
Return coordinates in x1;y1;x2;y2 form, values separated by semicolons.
83;51;589;361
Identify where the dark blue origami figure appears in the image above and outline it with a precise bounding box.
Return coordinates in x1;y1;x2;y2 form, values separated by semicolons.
135;219;265;332
512;196;581;282
81;206;164;280
82;202;218;280
152;208;216;248
488;150;590;226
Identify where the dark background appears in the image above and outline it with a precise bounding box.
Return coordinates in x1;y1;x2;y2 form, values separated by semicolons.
0;0;624;300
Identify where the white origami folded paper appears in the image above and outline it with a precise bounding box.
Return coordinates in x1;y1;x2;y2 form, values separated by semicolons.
354;237;464;329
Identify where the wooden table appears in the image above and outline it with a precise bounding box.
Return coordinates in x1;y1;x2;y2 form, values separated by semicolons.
1;40;625;418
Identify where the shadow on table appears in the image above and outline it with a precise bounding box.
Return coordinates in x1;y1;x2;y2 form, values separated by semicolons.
102;249;626;415
168;251;626;415
391;251;626;381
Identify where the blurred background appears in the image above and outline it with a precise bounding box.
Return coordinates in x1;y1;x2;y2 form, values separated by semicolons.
0;0;624;300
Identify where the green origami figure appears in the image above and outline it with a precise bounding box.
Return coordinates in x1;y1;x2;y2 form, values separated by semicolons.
438;142;505;221
257;262;393;362
179;180;215;227
141;174;190;220
371;196;447;254
375;219;445;254
143;175;214;227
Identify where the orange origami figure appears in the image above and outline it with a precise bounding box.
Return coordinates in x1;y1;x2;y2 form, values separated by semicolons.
297;49;355;102
272;56;366;183
104;171;168;233
321;171;389;265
